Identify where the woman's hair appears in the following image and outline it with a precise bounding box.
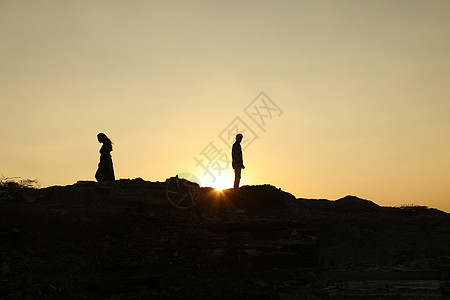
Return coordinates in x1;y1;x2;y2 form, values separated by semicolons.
97;133;113;146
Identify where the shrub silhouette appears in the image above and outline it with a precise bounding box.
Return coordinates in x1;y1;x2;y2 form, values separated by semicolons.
0;176;40;189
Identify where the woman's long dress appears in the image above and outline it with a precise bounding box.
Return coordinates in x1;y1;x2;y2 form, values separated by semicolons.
95;143;115;182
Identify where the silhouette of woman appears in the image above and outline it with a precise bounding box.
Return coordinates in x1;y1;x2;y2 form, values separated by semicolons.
95;133;115;183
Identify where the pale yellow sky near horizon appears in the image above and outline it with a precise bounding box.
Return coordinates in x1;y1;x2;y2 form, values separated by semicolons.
1;1;449;211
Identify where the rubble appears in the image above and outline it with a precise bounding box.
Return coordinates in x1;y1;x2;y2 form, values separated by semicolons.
0;179;449;299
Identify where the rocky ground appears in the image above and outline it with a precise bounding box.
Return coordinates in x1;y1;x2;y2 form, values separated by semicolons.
1;178;449;299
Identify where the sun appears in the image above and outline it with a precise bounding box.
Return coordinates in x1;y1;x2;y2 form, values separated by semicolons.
204;174;233;191
213;175;232;191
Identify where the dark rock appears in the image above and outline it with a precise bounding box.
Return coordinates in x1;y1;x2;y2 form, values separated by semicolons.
1;262;10;273
0;178;449;299
334;195;380;212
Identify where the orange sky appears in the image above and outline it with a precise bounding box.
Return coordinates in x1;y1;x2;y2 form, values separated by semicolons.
1;1;449;212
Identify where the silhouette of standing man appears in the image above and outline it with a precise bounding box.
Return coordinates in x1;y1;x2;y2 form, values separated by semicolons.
232;133;245;189
95;133;115;183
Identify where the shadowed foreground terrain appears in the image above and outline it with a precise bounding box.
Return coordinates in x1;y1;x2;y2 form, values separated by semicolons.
1;178;449;299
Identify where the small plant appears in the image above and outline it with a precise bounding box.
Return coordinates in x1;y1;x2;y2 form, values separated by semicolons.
397;204;429;211
0;176;40;189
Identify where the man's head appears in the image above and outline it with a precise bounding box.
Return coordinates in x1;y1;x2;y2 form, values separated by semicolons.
236;133;243;142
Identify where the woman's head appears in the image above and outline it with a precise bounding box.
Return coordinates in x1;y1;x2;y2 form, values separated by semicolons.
97;133;112;145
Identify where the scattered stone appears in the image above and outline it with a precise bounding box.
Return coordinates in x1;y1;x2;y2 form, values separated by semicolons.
1;262;10;273
23;195;36;203
244;249;258;256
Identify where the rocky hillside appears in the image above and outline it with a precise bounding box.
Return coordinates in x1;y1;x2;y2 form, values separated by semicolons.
1;178;449;299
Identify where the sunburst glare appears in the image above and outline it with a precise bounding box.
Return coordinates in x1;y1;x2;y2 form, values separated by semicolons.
202;173;234;191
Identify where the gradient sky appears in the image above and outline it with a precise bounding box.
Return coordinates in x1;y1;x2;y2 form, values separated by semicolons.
1;1;449;211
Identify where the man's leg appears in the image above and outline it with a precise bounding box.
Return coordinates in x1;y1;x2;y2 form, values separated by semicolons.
234;168;241;189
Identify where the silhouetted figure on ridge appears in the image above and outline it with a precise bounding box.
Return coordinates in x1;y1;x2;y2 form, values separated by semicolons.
232;133;245;189
95;133;115;183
